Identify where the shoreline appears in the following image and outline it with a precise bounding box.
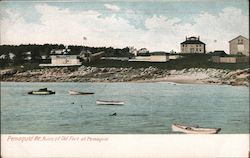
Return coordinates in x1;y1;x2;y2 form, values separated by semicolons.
0;78;248;87
1;66;249;87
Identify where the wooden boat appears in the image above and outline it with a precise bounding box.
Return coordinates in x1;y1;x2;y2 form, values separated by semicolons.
96;100;124;105
172;123;221;134
68;90;94;95
28;88;55;95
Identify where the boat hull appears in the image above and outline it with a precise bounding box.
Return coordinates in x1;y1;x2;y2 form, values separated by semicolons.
28;91;55;95
172;123;221;134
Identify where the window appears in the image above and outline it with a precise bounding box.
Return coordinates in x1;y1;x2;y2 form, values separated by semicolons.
238;39;243;44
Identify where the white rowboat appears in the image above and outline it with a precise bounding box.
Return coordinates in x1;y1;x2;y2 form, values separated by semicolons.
172;123;221;134
96;100;124;105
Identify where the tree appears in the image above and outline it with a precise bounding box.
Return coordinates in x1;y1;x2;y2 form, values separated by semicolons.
58;44;65;49
13;49;25;65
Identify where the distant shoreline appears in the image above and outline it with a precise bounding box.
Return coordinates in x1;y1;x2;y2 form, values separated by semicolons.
135;78;205;84
0;66;249;87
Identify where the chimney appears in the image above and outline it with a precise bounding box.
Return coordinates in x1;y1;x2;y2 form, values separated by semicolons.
186;36;187;40
198;36;200;40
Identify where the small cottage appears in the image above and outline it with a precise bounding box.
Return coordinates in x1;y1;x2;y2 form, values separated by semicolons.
229;35;249;56
39;55;82;67
150;52;169;62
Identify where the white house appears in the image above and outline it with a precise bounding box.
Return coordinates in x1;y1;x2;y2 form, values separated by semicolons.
129;52;169;62
50;48;71;55
0;53;15;60
169;54;183;60
9;53;15;60
229;35;249;56
150;52;169;62
41;55;48;60
24;51;32;60
39;55;82;67
0;54;6;59
129;46;138;56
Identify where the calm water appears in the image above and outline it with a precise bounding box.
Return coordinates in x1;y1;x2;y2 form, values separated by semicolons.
1;82;249;134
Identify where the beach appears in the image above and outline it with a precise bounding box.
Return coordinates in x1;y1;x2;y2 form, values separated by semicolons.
0;66;249;86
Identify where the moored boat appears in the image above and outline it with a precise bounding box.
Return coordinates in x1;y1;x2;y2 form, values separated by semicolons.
172;123;221;134
68;90;94;95
28;88;55;95
96;100;124;105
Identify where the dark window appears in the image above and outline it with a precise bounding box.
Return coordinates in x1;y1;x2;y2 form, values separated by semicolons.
238;39;243;44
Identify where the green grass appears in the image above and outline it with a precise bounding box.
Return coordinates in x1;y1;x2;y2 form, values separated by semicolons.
84;54;249;70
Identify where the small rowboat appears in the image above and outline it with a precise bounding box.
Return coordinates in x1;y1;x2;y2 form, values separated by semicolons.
96;100;124;105
28;88;55;95
68;90;94;95
172;123;221;134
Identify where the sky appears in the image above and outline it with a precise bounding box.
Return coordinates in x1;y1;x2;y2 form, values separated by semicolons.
0;0;249;52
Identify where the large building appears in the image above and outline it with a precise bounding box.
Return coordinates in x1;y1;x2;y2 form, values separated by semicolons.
229;35;249;56
180;36;206;53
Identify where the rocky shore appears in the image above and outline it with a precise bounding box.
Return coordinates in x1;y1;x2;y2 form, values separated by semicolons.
0;66;249;86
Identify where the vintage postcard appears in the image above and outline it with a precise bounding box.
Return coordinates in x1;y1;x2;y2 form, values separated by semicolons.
0;0;249;157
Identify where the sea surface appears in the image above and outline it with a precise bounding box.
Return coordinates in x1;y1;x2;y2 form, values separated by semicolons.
1;82;249;134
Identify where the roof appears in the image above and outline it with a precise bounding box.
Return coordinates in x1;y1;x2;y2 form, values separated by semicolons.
51;54;78;57
208;50;227;56
213;50;226;53
181;40;205;45
189;36;197;39
229;35;249;43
